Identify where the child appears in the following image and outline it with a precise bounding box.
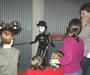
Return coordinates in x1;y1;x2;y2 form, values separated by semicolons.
26;55;43;75
42;51;64;75
0;30;20;75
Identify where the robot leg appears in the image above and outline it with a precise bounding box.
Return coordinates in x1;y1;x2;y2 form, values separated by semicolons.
42;46;48;59
42;46;48;67
36;48;41;56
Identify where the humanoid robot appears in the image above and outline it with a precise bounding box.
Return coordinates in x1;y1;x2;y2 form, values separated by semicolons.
29;21;55;67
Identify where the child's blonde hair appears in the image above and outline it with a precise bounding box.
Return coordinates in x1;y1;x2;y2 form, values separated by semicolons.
31;55;43;69
51;51;64;66
51;51;64;59
1;30;14;44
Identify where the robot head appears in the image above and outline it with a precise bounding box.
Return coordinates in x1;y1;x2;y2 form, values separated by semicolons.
38;26;45;33
37;21;47;33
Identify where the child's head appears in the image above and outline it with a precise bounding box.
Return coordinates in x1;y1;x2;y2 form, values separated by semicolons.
51;51;64;66
31;55;43;69
68;18;82;35
1;30;14;44
51;51;64;59
67;18;82;41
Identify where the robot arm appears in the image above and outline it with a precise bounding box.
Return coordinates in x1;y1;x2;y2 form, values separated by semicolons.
29;36;38;44
48;34;55;47
29;41;37;44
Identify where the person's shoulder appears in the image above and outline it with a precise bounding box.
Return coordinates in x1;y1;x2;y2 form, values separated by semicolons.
45;66;50;69
0;47;4;50
43;66;49;70
63;37;76;44
0;48;4;53
78;36;82;40
12;47;19;50
78;36;83;42
26;68;32;71
11;47;20;53
43;67;51;73
26;68;33;74
64;36;73;41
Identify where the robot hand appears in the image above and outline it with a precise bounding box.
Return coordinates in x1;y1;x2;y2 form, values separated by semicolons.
51;43;55;47
27;41;31;44
27;41;36;44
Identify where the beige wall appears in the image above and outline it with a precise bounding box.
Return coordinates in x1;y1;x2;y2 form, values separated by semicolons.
32;0;45;56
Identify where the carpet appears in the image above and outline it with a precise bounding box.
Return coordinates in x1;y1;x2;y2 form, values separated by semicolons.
18;71;26;75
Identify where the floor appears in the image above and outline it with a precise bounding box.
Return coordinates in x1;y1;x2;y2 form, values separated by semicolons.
18;71;26;75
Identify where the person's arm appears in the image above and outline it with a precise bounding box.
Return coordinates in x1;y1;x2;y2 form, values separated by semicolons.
48;33;55;47
84;37;90;51
17;50;20;63
84;28;90;43
80;23;90;44
59;43;64;52
49;59;60;65
50;38;73;66
79;40;84;61
49;40;65;65
58;38;73;65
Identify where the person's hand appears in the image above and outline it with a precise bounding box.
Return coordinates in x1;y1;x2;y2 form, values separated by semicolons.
49;59;54;65
81;18;88;26
49;59;60;65
83;39;86;44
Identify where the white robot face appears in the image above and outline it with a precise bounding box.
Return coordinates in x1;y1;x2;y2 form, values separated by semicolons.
38;26;45;33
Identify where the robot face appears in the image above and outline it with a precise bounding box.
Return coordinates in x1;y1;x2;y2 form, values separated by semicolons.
38;26;45;33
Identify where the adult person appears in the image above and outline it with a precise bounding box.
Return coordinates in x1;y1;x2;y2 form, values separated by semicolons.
49;18;84;75
79;2;90;75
